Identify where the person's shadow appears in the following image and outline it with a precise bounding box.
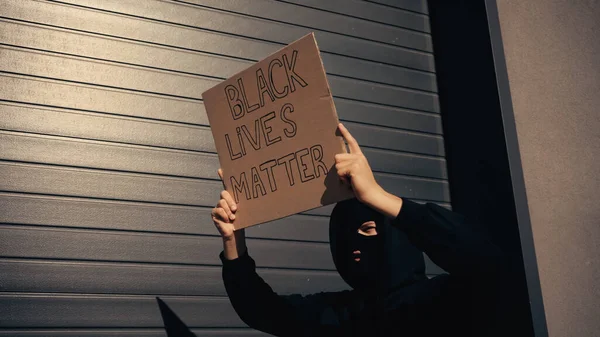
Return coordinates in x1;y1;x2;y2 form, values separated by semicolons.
156;297;197;337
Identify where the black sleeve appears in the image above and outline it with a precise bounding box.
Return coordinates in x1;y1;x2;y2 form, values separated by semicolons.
220;250;337;337
392;199;507;277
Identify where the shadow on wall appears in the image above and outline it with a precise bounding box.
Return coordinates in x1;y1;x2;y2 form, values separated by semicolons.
156;297;197;337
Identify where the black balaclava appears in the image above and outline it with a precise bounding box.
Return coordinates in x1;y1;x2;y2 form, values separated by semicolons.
329;198;427;294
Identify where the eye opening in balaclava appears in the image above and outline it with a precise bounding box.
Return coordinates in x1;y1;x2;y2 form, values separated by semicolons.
329;198;427;293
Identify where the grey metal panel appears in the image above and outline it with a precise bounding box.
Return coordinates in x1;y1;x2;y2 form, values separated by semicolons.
365;0;429;14
0;103;213;151
3;0;433;73
1;103;444;158
0;294;245;327
0;45;217;99
0;330;267;337
0;18;436;91
0;162;222;207
0;18;250;81
345;122;445;156
1;45;436;112
0;131;220;179
0;192;331;242
335;99;442;134
0;330;268;337
0;76;205;124
329;77;439;113
1;0;279;65
0;191;353;244
0;131;447;181
0;225;334;270
321;54;437;92
175;0;432;50
56;0;434;69
0;259;348;296
0;161;449;206
275;0;430;33
0;0;448;332
362;148;447;179
1;101;439;156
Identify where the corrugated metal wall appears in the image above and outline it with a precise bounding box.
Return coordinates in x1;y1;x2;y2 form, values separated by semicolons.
0;0;448;335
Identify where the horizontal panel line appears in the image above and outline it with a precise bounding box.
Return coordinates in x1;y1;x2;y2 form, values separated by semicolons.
0;16;435;75
274;0;431;34
340;119;442;137
0;257;339;275
0;99;204;128
0;189;209;209
333;94;438;114
0;70;203;102
361;145;446;161
0;128;215;152
0;158;219;182
360;144;445;159
0;192;324;223
0;222;329;244
0;291;230;300
0;290;231;300
0;254;335;272
0;128;216;156
0;328;257;332
335;97;441;117
0;157;212;181
363;0;429;16
0;191;205;210
0;222;330;246
373;170;448;184
329;73;437;94
49;0;434;56
0;191;333;223
172;0;433;48
0;129;213;156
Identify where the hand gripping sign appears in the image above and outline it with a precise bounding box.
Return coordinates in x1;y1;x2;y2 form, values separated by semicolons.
202;33;353;230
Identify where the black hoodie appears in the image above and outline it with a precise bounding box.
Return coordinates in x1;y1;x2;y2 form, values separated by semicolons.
221;198;507;336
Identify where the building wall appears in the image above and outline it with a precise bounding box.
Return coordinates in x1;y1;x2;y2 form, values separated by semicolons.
494;1;600;336
0;0;447;335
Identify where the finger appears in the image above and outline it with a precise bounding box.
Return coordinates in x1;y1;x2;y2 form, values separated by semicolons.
334;153;354;164
221;190;237;212
216;169;229;191
212;207;230;223
338;123;361;154
219;199;235;221
335;161;353;173
337;165;352;179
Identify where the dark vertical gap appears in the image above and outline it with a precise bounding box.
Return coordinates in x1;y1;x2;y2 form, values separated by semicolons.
427;0;536;335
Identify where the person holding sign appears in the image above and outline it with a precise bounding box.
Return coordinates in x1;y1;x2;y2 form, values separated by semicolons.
212;124;508;337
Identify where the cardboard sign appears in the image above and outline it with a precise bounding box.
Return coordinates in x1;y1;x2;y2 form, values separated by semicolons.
202;33;353;230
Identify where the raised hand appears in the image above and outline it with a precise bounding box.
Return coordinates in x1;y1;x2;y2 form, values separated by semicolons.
335;123;384;205
212;169;247;260
211;169;237;240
